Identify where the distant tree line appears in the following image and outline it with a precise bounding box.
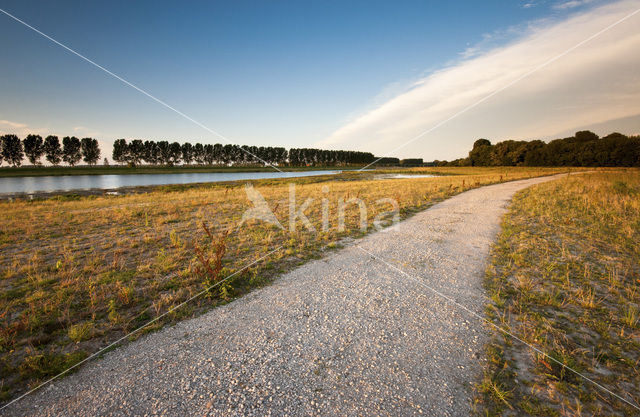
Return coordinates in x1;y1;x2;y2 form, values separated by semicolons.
0;134;101;167
112;139;376;167
399;158;424;166
370;158;423;166
372;157;400;166
288;148;374;166
436;131;640;167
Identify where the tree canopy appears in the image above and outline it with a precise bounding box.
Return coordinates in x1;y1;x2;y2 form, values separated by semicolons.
81;137;101;165
443;131;640;167
43;135;63;166
1;134;24;167
23;134;44;165
62;136;82;166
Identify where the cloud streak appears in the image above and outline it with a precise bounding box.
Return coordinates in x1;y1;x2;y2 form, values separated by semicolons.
553;0;596;10
0;119;47;137
319;0;640;160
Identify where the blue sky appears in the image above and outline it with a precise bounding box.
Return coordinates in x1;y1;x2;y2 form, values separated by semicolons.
1;0;639;160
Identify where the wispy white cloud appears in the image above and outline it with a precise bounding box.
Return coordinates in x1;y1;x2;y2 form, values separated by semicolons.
522;1;542;9
0;119;47;136
318;0;640;160
72;125;106;138
0;120;108;139
458;20;545;59
553;0;596;10
0;120;27;130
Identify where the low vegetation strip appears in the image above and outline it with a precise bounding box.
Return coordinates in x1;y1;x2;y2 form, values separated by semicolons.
477;170;640;415
0;167;563;404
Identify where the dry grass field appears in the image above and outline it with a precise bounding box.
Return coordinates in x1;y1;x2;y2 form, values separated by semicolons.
0;167;565;403
478;170;640;416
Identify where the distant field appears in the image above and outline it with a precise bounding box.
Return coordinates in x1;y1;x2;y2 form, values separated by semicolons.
478;169;640;415
0;167;566;403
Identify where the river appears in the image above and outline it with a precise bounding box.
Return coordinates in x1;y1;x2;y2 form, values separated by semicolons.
0;170;341;194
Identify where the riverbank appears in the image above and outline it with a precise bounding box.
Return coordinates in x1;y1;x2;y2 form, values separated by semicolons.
0;166;577;200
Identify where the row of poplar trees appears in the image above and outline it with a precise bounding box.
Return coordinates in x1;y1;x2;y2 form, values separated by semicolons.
112;139;375;166
0;134;100;167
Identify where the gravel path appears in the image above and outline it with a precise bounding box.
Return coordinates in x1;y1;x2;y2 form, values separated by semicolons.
6;175;563;417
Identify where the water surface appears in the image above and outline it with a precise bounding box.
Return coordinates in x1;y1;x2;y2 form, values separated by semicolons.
0;170;340;194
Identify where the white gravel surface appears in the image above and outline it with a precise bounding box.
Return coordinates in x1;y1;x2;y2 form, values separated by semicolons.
5;175;563;417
